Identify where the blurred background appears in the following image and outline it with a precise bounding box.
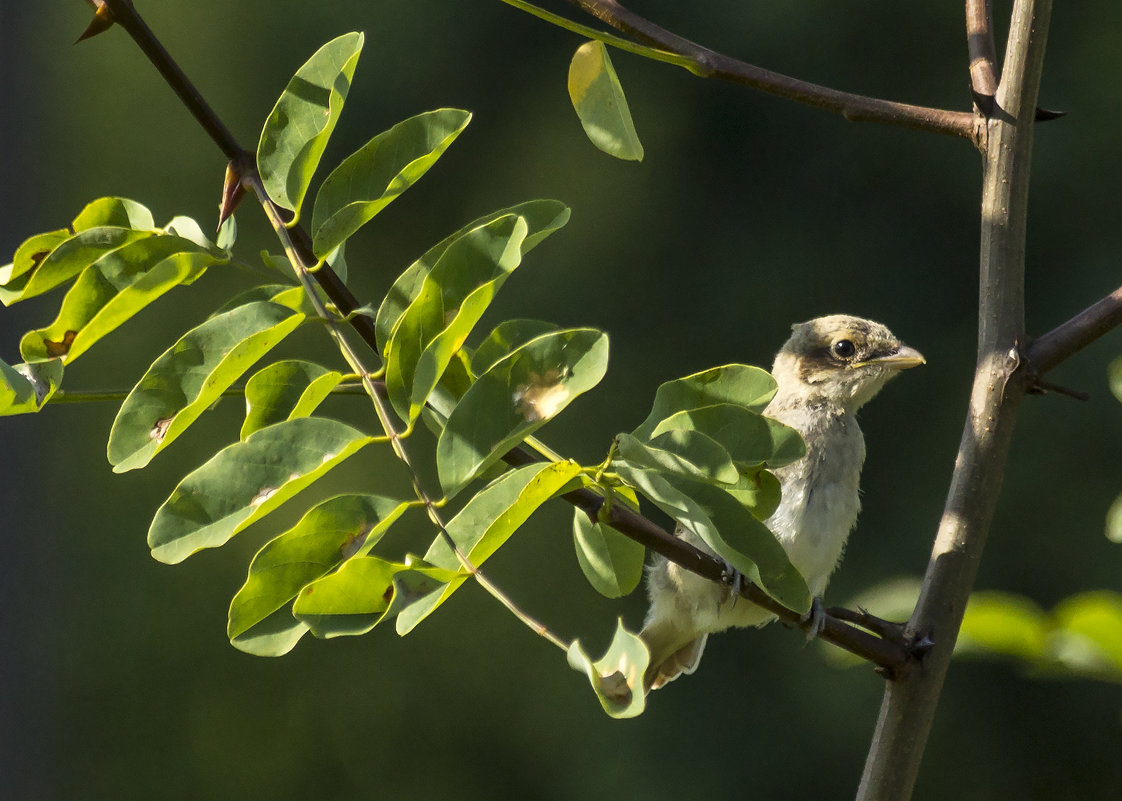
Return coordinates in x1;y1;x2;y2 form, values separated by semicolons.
3;2;1122;799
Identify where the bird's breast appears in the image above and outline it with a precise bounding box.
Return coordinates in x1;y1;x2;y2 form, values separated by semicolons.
764;407;866;595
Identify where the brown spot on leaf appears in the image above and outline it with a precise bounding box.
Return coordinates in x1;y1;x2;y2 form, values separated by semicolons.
150;416;174;442
43;330;78;357
382;585;395;604
339;526;371;559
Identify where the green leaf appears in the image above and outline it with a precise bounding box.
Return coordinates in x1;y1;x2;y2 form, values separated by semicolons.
615;462;810;613
436;328;609;496
107;301;305;473
0;227;151;305
311;108;472;257
572;487;645;598
0;358;62;416
1;229;69;286
19;241;217;363
228;494;407;656
471;319;561;377
615;430;739;485
163;215;220;252
293;554;457;639
394;460;583;634
724;468;782;520
147;417;373;564
632;364;777;440
384;214;529;423
1106;491;1122;543
210;284;309;318
568;620;648;718
651;403;805;469
257;32;365;214
1052;592;1122;676
241;359;344;439
374;201;570;353
72;196;155;231
567;41;644;161
1108;355;1122;404
957;592;1050;663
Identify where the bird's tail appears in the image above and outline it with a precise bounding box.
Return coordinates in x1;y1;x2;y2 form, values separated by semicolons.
640;620;708;693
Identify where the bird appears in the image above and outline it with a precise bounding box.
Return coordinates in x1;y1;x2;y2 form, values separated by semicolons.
640;314;925;692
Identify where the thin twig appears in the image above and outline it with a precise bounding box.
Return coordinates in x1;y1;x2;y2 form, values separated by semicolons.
1026;284;1122;376
966;0;999;103
555;0;976;139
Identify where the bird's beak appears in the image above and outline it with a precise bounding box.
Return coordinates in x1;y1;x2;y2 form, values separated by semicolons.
859;345;926;370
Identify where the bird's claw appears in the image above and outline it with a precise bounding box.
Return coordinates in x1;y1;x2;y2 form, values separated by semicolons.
719;561;745;608
802;597;827;643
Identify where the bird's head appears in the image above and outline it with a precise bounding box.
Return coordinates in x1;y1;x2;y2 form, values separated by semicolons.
771;314;925;412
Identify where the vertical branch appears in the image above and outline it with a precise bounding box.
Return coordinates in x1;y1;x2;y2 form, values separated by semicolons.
966;0;999;101
856;1;1052;799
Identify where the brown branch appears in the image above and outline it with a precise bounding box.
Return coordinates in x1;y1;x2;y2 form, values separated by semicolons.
856;0;1052;798
966;0;999;104
567;0;977;139
1026;284;1122;376
93;0;910;675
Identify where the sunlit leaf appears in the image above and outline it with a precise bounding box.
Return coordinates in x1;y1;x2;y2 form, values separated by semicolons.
0;358;62;416
293;554;457;639
615;461;810;613
210;284;310;318
384;214;529;423
436;328;608;496
0;227;151;305
311;108;472;257
471;319;561;377
0;229;69;286
241;359;344;439
228;494;407;656
108;300;305;473
573;487;644;598
568;619;648;718
374;201;570;353
1106;491;1122;543
651;403;805;469
615;430;739;485
1052;591;1122;675
567;41;644;161
957;592;1050;662
147;417;374;564
632;364;777;440
20;241;216;363
257;32;365;214
72;196;155;232
394;460;583;634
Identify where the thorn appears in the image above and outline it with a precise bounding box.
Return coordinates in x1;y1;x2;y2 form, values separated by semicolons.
909;632;935;660
76;2;114;43
1035;106;1067;122
218;160;247;230
1028;377;1090;401
970;87;996;118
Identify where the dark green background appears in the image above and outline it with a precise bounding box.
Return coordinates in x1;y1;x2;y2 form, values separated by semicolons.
3;2;1122;798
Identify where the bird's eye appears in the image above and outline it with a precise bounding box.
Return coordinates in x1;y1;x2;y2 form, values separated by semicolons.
832;339;856;359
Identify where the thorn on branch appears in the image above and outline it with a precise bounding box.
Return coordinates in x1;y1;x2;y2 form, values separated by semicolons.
1026;376;1090;401
218;158;250;230
1034;106;1068;122
76;1;115;43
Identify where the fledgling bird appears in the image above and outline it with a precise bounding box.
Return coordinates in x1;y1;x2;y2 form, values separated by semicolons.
640;314;925;692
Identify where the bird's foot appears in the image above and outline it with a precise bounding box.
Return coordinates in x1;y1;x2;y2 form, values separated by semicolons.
801;597;827;643
718;561;745;608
